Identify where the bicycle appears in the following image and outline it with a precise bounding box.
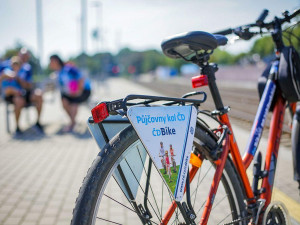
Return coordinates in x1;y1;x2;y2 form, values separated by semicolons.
72;8;300;225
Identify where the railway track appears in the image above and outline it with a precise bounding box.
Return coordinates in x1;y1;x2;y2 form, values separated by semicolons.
138;78;292;148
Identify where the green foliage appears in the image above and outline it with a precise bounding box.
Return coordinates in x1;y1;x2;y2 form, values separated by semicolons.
141;49;165;72
70;52;115;76
1;44;41;77
250;36;274;57
3;48;20;59
282;22;300;51
210;49;236;65
249;22;300;56
116;48;143;75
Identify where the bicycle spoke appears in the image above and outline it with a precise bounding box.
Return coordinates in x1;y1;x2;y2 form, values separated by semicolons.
197;163;213;188
104;194;137;214
161;181;164;217
196;199;207;215
96;214;160;225
166;188;181;224
194;163;214;215
191;162;213;197
124;159;162;222
136;146;162;218
169;205;180;225
102;194;160;225
192;165;202;208
216;211;233;225
149;179;163;218
175;207;180;224
212;194;229;211
96;217;123;225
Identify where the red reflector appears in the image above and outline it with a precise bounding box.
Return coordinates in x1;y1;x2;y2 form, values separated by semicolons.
191;75;208;88
91;103;109;123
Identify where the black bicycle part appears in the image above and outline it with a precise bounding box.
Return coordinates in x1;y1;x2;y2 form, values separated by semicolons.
181;91;206;99
125;93;207;106
213;8;300;40
251;151;268;197
161;31;228;60
263;202;289;225
138;204;152;225
208;126;229;161
103;93;207;115
97;122;110;143
176;201;196;225
117;165;149;224
88;115;130;146
271;16;285;52
201;64;225;111
184;169;197;223
143;157;153;222
292;104;300;193
211;106;231;116
256;9;269;26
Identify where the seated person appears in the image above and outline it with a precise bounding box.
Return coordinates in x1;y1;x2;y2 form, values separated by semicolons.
49;54;91;132
18;48;43;131
0;55;43;134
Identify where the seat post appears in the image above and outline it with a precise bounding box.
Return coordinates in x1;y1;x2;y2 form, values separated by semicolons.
201;64;225;111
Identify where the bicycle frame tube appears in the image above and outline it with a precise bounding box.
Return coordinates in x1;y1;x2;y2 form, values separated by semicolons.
199;135;230;225
260;94;285;206
242;61;279;168
243;82;276;168
219;113;256;203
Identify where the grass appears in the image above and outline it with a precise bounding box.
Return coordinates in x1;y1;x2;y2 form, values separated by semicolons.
160;165;180;194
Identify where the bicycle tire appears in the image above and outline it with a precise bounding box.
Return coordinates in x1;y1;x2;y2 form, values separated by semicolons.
72;123;247;225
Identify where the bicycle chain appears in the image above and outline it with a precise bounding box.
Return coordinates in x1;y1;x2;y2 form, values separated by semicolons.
222;215;253;225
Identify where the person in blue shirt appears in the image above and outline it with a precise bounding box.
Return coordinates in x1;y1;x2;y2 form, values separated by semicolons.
0;49;44;134
18;48;43;132
49;54;91;132
0;56;27;134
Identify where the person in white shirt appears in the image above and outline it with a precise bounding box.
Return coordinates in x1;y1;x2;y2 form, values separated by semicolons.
159;142;166;174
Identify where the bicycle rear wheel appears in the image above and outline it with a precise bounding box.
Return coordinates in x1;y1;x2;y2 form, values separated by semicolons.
72;124;247;225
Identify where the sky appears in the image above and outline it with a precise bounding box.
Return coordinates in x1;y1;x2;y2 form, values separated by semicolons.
0;0;299;65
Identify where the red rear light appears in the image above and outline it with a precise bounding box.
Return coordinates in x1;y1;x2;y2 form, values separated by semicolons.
191;75;208;88
91;103;109;123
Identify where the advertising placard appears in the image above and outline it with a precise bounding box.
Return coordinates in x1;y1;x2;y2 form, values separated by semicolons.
127;105;197;201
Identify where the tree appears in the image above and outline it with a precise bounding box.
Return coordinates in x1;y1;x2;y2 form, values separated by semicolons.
1;44;40;77
250;36;274;58
210;49;236;65
282;22;300;51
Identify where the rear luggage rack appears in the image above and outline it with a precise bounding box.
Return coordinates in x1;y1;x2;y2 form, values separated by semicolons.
91;91;206;124
120;91;206;111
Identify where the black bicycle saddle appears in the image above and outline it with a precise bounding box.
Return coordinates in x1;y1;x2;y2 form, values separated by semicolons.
161;31;228;59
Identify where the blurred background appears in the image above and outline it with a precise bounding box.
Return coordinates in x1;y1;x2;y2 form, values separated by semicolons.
0;0;299;83
1;1;300;225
